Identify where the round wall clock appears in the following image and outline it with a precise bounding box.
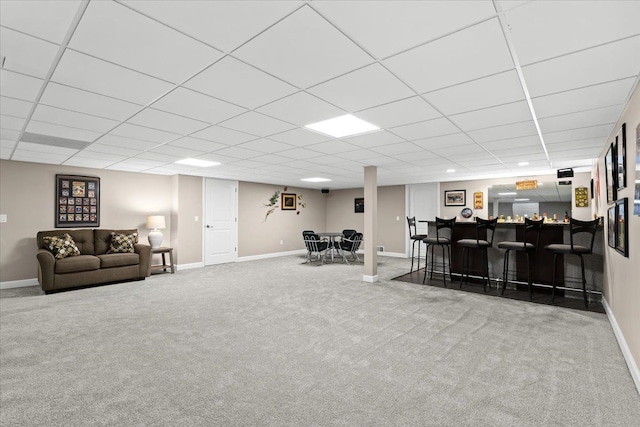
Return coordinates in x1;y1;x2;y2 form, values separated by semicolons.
461;208;473;219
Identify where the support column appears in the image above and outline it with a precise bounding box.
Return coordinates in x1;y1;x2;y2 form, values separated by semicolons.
363;166;378;282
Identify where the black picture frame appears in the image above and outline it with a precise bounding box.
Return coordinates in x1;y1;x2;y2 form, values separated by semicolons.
444;190;466;206
607;205;616;248
56;174;100;228
616;123;626;191
354;197;364;213
604;143;616;204
615;198;628;257
281;193;297;210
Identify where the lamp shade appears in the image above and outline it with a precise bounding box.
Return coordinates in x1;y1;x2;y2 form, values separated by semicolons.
146;215;165;230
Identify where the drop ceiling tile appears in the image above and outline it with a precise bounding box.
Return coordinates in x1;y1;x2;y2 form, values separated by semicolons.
480;135;542;151
383;18;514;93
1;129;20;141
430;143;487;157
128;108;209;135
213;146;263;160
308;63;414;112
184;56;297;109
450;101;533;131
17;141;78;156
39;83;142;121
543;124;613;144
135;152;183;163
257;92;345;126
523;36;640;97
31;105;119;133
413;133;476;150
237;138;294;153
73;149;129;161
151;88;246;125
0;27;59;79
0;96;32;118
149;144;205;158
0;147;13;159
121;0;301;53
266;128;331;146
467;120;538;143
51;50;173;105
110;123;180;144
168;137;228;152
390;117;459;141
246;153;291;165
0;115;25;131
391;150;439;162
25;120;101;142
1;139;17;149
306;140;360;155
275;148;325;160
506;0;640;65
0;0;81;44
354;96;441;129
424;70;525;115
87;137;155;153
538;105;621;134
219;112;295;138
0;70;43;101
191;125;257;145
106;162;155;172
233;6;373;88
343;130;404;148
12;150;69;164
63;157;118;168
546;138;605;152
70;1;221;84
531;78;636;118
368;141;422;156
314;1;496;59
489;145;547;157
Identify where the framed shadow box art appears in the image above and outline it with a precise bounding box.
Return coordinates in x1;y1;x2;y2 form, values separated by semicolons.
616;123;626;192
281;193;297;210
56;174;100;228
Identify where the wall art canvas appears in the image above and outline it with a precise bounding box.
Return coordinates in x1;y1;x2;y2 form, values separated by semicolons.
605;143;616;204
616;123;626;191
444;190;466;207
615;198;628;257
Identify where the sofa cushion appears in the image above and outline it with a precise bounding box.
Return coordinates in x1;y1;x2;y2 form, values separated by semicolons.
97;253;139;268
38;229;94;255
94;229;138;255
42;233;81;259
108;232;138;253
54;255;100;274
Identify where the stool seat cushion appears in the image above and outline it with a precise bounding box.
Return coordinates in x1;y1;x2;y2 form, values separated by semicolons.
423;237;450;244
497;241;535;251
457;239;490;248
544;243;590;254
410;234;428;240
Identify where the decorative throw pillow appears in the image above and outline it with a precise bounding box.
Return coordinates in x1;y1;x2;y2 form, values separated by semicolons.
108;232;138;253
43;233;81;259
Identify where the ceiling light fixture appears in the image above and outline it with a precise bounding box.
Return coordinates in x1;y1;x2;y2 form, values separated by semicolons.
446;169;455;173
498;192;517;196
301;177;331;182
175;158;220;167
518;161;530;166
514;198;530;202
304;114;380;138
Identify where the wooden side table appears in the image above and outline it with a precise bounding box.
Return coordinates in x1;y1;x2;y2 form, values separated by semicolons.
149;247;175;275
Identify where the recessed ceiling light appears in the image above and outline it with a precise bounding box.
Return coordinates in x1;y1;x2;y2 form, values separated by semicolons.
300;177;331;182
499;192;517;196
518;161;530;166
514;198;530;201
175;158;220;167
446;169;455;173
304;114;380;138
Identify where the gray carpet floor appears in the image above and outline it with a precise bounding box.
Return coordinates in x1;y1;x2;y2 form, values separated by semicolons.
1;256;639;426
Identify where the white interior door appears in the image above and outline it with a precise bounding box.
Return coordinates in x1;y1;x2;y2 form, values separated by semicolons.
204;178;237;265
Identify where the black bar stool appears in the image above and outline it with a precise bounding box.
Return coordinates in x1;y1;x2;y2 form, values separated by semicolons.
544;217;599;308
497;218;544;300
457;217;498;292
423;217;456;286
407;216;428;272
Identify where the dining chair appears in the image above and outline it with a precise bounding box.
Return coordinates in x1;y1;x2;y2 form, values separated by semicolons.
457;217;498;292
407;216;428;272
544;217;599;308
422;217;456;286
497;218;544;300
339;232;363;264
302;231;328;264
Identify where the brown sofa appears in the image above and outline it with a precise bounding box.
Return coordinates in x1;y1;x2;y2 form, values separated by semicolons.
36;229;151;293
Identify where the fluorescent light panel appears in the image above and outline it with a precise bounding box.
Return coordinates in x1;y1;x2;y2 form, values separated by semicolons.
304;114;379;138
175;158;220;167
301;177;331;182
498;192;517;196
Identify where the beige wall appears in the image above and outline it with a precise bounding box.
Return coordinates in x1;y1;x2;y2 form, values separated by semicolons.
325;185;406;254
237;182;326;257
171;175;203;265
0;160;173;282
598;83;640;379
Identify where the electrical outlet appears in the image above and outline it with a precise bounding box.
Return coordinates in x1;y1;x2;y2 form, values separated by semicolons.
280;240;283;245
0;214;6;223
194;215;199;221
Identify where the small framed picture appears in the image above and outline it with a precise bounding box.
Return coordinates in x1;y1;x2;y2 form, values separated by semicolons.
605;143;616;204
354;197;364;213
281;193;297;210
607;205;616;248
616;123;626;191
615;198;628;257
445;190;466;206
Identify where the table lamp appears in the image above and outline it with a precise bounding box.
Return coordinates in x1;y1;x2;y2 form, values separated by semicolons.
146;215;165;249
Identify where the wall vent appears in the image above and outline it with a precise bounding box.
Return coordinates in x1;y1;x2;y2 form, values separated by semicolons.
376;245;385;252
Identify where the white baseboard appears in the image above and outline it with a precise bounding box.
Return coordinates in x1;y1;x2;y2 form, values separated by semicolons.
238;249;307;262
0;278;39;289
362;274;379;283
176;262;204;271
603;297;640;395
377;251;406;258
